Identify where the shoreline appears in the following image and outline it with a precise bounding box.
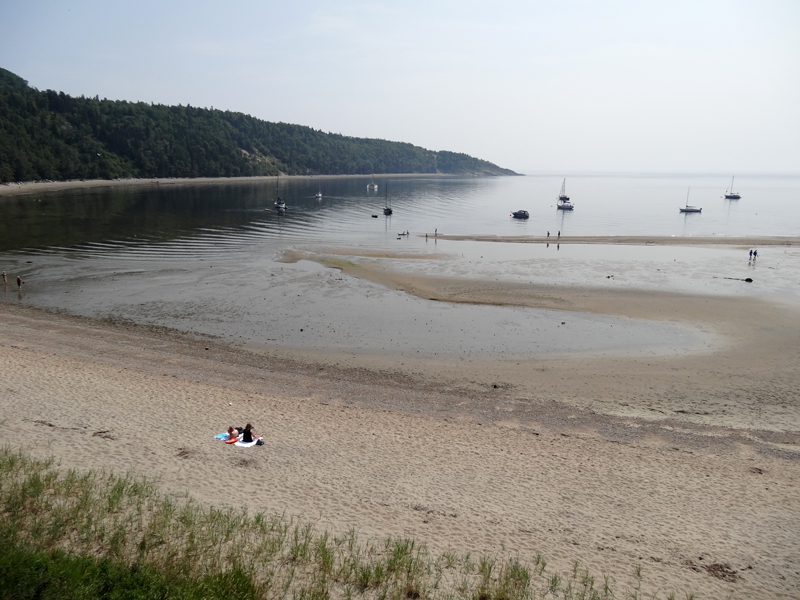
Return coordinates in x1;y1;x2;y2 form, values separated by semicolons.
1;302;798;599
0;173;463;198
433;233;800;246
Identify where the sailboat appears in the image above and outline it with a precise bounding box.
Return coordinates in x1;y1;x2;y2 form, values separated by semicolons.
383;182;393;215
679;187;701;213
724;176;741;199
556;178;574;210
273;175;286;213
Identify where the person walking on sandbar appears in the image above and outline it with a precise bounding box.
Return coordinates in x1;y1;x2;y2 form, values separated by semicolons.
17;276;23;289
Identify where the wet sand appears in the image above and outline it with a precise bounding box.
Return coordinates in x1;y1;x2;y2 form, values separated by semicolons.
292;257;800;433
1;272;799;600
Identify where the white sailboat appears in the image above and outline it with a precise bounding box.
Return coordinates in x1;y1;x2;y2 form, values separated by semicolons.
724;176;741;199
679;187;701;213
556;178;574;210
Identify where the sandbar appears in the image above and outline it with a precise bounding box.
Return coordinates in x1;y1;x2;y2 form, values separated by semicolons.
434;234;800;247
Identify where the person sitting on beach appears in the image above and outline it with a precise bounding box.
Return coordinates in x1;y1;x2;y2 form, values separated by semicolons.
241;423;262;444
226;426;239;442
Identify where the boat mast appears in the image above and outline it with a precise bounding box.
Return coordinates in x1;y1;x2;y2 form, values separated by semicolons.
686;187;690;206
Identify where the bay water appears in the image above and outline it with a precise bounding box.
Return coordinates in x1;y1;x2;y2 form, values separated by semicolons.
1;173;798;359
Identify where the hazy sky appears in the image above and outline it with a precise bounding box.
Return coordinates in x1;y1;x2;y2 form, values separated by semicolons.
2;0;798;174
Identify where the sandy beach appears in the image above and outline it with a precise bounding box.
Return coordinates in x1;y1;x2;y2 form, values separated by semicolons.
1;174;799;597
1;280;799;599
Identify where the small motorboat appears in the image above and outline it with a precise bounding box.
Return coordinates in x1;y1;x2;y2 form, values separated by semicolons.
679;187;701;213
511;210;530;219
315;187;322;199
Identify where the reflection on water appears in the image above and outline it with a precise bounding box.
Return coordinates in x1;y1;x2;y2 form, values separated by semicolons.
1;174;798;259
2;173;799;359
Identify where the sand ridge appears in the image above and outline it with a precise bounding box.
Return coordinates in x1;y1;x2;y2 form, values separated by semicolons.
430;234;800;246
298;257;800;433
1;303;799;599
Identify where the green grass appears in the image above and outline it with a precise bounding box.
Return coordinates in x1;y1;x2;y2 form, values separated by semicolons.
0;543;259;600
0;447;685;600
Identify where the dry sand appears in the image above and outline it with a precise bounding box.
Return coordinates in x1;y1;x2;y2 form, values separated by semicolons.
1;295;799;599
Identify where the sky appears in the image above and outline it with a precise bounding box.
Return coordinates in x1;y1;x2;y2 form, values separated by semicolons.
1;0;799;174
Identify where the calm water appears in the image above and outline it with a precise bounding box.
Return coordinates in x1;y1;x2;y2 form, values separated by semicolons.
1;173;798;258
1;173;798;359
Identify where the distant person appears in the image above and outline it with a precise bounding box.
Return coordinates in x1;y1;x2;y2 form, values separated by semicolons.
2;271;6;283
225;426;239;443
749;249;753;259
753;249;758;259
435;228;438;237
557;231;561;239
16;276;23;289
547;231;550;238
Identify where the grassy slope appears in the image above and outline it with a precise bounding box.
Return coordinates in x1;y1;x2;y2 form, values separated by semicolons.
0;447;682;600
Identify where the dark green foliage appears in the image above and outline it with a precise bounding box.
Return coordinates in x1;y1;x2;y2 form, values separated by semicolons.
0;541;261;600
0;68;518;183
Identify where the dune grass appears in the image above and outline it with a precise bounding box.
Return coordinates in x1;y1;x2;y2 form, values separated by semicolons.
0;447;686;600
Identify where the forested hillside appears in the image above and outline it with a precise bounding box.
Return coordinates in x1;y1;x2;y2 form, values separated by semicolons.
0;68;518;183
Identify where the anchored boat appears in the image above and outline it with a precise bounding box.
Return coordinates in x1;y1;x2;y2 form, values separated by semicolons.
556;179;574;210
724;176;741;199
679;187;702;213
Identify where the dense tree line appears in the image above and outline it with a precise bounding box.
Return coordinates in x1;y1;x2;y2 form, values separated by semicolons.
0;68;518;183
